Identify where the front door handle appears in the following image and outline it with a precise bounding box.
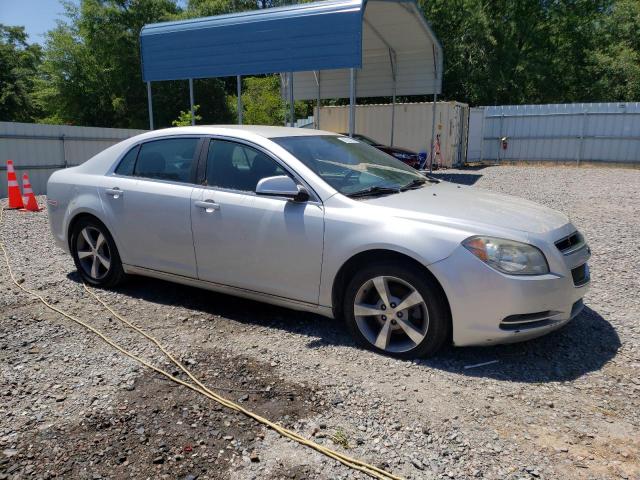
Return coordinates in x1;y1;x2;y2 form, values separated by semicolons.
105;188;123;198
194;200;220;212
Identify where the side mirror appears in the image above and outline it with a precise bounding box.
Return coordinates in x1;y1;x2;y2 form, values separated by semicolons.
256;175;310;202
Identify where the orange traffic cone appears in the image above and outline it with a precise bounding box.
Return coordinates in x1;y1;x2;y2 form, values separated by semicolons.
21;173;41;212
6;160;24;209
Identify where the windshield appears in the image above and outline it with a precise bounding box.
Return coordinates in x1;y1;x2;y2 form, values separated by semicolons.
354;135;379;146
272;135;425;196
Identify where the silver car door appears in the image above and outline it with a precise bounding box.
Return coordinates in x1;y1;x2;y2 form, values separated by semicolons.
101;137;202;278
191;138;325;304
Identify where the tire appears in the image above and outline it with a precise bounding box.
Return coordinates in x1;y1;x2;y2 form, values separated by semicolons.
70;217;125;288
343;261;450;359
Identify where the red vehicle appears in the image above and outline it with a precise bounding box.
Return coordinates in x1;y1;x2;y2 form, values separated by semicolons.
342;133;421;169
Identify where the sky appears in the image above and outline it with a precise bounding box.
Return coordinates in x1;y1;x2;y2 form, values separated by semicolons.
0;0;188;43
0;0;71;42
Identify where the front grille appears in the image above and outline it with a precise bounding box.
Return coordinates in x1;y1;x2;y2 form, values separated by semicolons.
555;231;584;254
571;263;589;286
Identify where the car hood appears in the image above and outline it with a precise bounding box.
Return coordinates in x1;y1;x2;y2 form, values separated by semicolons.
360;181;570;236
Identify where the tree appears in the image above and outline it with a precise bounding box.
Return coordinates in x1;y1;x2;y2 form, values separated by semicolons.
418;0;615;105
22;0;639;128
183;0;256;17
36;0;183;127
588;0;640;101
0;25;42;122
229;76;286;125
172;104;202;126
226;75;310;125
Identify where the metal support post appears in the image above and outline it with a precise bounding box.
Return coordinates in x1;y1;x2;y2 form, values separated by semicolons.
289;72;295;127
237;75;243;125
315;71;321;129
189;78;195;126
577;110;587;166
147;82;154;130
497;114;504;164
429;93;437;172
389;48;397;146
349;68;356;137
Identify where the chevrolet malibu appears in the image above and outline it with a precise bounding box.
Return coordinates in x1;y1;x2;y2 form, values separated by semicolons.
47;126;590;358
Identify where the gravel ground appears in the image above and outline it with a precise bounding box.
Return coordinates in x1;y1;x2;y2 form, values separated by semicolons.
1;165;639;480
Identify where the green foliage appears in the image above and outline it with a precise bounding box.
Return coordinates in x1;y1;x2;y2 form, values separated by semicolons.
0;25;42;122
588;0;640;101
35;0;182;127
172;104;202;126
226;75;309;125
34;0;234;128
419;0;614;105
3;0;640;128
229;76;285;125
183;0;256;17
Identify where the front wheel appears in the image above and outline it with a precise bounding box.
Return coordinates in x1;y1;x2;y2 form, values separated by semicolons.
70;218;125;288
343;262;450;358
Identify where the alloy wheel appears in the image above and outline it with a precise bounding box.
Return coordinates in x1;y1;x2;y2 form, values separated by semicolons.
76;226;111;280
353;275;429;353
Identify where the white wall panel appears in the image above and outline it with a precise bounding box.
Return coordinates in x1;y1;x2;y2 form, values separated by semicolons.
316;101;468;167
1;122;145;197
468;103;640;164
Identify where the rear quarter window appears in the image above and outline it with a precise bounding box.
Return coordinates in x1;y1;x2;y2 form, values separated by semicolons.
114;145;139;176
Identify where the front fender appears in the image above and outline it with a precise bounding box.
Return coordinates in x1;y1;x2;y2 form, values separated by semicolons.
318;199;469;307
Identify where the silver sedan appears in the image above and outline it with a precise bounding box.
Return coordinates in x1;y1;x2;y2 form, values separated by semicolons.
47;126;590;358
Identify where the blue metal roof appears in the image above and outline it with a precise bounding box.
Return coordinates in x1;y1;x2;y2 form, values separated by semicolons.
140;0;365;82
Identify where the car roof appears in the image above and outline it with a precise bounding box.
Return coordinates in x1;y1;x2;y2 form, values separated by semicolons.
141;125;339;139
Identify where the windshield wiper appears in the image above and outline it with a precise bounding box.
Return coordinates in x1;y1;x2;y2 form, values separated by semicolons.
347;186;400;198
400;178;427;191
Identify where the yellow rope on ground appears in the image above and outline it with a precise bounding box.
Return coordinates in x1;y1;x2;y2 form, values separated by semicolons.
0;204;404;480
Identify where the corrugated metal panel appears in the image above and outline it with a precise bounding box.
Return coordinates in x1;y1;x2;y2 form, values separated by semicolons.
141;0;442;97
140;0;364;81
316;101;467;167
292;0;442;99
0;122;145;197
466;108;485;161
473;102;640;164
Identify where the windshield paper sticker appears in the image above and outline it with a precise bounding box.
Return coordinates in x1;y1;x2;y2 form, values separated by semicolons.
338;137;360;143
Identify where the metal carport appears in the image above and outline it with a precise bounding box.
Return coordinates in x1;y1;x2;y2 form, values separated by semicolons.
140;0;442;155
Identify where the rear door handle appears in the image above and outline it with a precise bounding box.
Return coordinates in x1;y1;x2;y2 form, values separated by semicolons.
194;200;220;212
105;188;123;198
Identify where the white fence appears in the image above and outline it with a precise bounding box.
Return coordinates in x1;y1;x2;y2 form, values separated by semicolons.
1;122;146;197
467;102;640;164
316;102;469;167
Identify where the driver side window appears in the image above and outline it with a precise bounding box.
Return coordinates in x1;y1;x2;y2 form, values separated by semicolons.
205;140;286;192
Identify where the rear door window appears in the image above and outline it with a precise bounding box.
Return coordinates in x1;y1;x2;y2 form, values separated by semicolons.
134;138;199;183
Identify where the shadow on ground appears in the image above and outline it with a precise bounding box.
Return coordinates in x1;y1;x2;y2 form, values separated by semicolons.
70;272;620;384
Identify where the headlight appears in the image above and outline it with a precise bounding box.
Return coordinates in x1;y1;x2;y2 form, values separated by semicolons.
462;236;549;275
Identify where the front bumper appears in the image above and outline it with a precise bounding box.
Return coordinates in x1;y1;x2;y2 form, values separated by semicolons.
428;243;590;347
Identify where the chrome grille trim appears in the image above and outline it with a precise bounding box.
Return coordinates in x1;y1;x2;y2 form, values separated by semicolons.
555;231;585;255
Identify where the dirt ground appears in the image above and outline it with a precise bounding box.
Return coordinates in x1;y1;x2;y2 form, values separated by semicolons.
1;165;639;480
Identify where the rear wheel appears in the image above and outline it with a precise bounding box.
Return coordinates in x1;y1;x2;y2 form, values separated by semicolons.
343;262;450;358
70;218;125;287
